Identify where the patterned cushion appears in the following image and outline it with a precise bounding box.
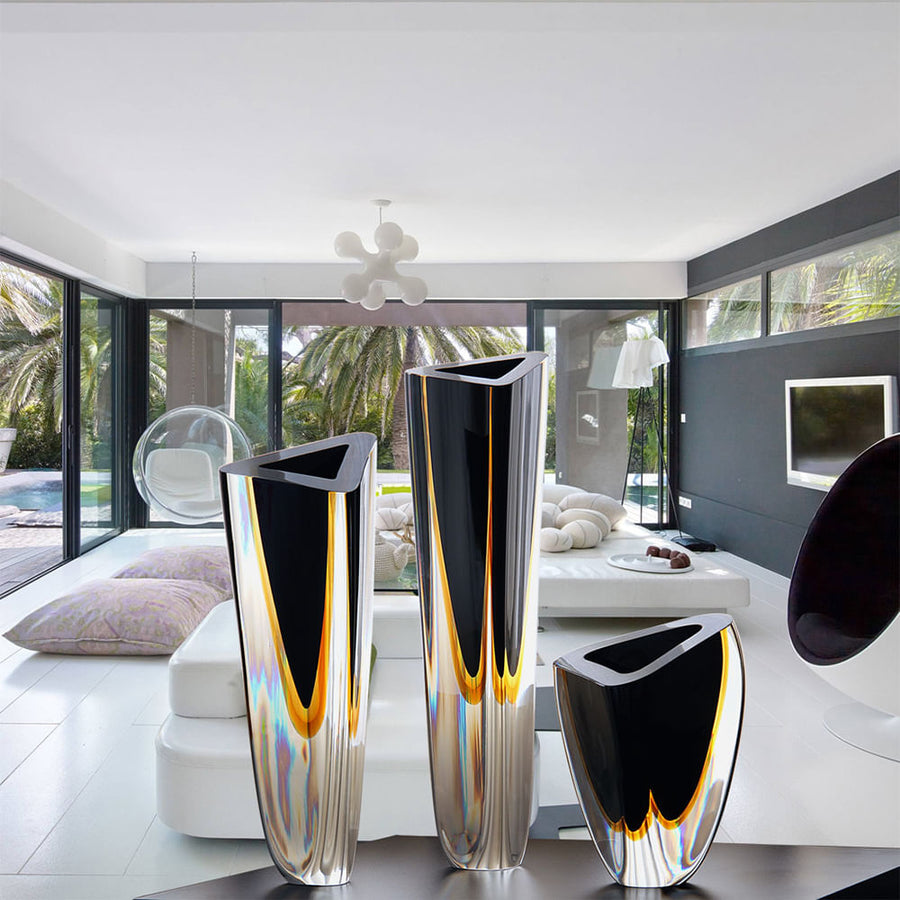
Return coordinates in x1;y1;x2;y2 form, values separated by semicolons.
113;545;233;596
3;578;227;655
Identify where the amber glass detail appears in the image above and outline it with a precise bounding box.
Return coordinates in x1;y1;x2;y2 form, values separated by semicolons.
554;614;745;888
220;433;377;886
406;352;548;870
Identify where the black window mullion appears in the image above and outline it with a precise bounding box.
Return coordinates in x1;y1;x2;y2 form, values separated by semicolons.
63;279;81;559
127;299;150;528
269;302;282;451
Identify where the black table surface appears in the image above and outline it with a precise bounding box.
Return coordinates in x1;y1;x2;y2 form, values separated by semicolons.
136;836;899;900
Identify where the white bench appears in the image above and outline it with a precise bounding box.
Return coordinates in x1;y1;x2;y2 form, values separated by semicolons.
538;522;750;617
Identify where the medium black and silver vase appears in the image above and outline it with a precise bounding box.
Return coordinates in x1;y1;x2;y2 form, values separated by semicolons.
406;352;548;870
220;433;377;885
554;614;744;888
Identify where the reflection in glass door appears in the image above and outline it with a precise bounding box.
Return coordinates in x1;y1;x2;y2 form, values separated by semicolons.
538;304;670;528
80;290;119;549
0;259;65;593
147;304;272;524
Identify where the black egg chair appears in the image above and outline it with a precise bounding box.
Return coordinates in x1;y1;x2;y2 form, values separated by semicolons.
788;433;899;760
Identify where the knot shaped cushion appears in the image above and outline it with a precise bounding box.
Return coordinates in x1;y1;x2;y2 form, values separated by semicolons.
542;502;562;528
375;507;409;532
541;483;581;505
558;492;627;529
556;507;611;538
560;519;603;549
541;528;574;552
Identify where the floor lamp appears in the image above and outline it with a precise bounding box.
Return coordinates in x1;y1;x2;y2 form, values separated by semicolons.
612;337;673;526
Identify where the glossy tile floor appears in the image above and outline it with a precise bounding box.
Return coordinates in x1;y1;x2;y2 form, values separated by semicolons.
0;530;897;899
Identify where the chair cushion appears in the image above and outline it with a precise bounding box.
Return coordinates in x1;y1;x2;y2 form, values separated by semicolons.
3;578;227;655
794;612;875;662
113;545;233;596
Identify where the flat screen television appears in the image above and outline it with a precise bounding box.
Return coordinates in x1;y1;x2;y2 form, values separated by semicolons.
785;375;898;491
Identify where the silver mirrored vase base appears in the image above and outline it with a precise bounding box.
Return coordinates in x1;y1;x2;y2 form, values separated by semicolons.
554;614;745;889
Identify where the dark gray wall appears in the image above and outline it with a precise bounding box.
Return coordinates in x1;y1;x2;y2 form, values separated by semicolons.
678;172;900;576
677;323;900;576
688;172;899;289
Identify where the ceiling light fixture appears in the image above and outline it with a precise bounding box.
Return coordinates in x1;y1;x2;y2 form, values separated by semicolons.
335;199;427;310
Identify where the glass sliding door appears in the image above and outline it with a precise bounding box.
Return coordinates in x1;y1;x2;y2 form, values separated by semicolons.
536;303;672;528
281;300;527;588
147;303;273;524
0;258;65;593
79;289;121;549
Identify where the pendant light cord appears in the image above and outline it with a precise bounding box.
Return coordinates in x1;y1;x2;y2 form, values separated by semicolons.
190;251;197;405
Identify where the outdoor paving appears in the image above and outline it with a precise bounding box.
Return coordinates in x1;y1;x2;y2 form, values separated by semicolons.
0;530;63;596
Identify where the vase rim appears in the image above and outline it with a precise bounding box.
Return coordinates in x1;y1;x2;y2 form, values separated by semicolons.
406;351;547;386
220;432;377;493
553;613;736;686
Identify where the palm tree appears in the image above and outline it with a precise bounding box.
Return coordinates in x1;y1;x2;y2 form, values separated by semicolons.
290;325;524;468
232;338;270;454
0;271;64;428
820;236;900;325
0;261;55;334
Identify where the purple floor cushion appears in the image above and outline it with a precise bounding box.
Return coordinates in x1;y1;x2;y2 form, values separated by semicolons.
113;545;233;597
3;578;227;655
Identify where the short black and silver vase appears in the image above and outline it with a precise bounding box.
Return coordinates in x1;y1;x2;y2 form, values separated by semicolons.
405;352;548;870
220;433;377;885
554;614;744;888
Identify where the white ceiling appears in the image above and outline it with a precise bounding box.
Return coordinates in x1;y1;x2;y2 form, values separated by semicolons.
1;1;898;265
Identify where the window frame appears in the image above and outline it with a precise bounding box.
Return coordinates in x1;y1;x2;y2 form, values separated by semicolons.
683;218;900;354
0;251;128;594
530;299;679;531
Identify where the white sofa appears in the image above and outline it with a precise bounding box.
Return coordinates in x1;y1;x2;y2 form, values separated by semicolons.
156;596;539;841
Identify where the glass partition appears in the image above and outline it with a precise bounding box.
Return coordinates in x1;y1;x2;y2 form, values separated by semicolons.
540;304;670;528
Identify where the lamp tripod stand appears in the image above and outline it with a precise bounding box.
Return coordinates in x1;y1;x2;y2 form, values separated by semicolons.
621;385;679;532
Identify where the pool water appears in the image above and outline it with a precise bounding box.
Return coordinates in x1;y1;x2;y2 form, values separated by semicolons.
0;478;63;511
625;485;660;512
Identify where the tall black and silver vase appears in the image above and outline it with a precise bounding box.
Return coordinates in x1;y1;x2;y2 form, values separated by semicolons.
554;614;744;888
406;352;548;870
220;433;377;885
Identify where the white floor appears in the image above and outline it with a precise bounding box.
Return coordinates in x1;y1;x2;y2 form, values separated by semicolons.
0;530;897;899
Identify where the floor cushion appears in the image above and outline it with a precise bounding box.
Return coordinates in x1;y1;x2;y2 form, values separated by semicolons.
3;577;227;655
113;545;233;596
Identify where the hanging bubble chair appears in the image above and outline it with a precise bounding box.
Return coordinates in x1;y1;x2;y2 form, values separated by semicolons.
133;253;253;525
133;405;252;525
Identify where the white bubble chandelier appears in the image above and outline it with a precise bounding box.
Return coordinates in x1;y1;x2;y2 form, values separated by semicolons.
334;199;427;310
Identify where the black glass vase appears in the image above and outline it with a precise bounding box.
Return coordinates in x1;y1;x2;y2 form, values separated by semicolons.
405;352;548;870
554;614;745;888
220;433;377;885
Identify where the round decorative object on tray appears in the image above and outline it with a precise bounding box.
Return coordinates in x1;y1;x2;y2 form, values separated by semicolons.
608;553;694;574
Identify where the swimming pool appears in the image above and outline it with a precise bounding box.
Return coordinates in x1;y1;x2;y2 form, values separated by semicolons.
0;475;63;511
